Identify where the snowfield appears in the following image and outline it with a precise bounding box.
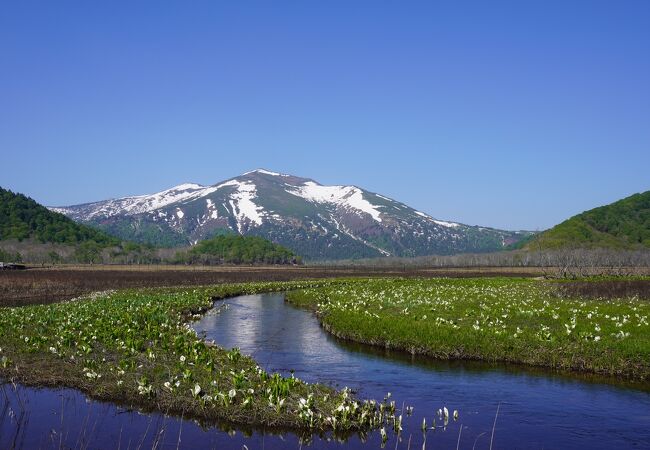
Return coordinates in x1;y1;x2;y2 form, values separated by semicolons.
288;182;383;222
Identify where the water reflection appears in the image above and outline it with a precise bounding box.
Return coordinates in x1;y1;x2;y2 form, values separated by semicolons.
194;293;650;449
2;293;649;449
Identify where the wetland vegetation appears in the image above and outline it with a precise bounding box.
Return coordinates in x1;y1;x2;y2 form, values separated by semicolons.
287;277;650;380
1;276;649;447
0;280;393;433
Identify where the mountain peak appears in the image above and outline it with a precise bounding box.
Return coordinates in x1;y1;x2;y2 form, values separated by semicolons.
50;170;532;259
241;168;290;177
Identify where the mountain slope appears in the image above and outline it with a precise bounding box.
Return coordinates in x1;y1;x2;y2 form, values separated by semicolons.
524;190;650;250
0;187;118;246
51;169;532;260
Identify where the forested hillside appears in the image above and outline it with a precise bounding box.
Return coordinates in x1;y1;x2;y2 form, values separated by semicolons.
0;187;118;246
525;190;650;249
179;234;298;265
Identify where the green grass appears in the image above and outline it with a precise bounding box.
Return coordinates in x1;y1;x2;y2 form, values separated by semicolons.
0;280;388;432
286;278;650;380
3;277;648;436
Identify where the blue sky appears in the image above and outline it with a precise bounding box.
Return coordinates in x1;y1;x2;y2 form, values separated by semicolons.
1;1;648;230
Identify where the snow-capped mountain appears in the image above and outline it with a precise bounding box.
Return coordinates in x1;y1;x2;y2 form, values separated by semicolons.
51;169;532;260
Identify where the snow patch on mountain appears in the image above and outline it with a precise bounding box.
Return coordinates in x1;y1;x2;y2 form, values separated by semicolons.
243;168;289;177
289;182;383;222
206;199;218;219
119;183;206;214
433;220;460;228
219;180;264;232
49;206;72;215
55;183;219;219
415;211;460;228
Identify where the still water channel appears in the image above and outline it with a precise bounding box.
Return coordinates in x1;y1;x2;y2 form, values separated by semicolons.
2;293;650;449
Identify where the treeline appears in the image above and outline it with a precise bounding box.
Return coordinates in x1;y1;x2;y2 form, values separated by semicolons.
0;248;22;263
0;187;173;265
1;234;300;266
175;234;299;265
317;248;650;278
0;187;118;246
0;240;167;265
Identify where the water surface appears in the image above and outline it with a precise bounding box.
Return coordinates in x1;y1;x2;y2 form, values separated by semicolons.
2;293;649;449
193;293;650;449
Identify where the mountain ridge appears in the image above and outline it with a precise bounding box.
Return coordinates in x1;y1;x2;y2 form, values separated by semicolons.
51;169;533;260
523;190;650;250
0;186;118;247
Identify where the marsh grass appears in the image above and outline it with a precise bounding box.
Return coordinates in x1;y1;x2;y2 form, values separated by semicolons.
286;278;650;380
0;381;390;449
0;280;392;433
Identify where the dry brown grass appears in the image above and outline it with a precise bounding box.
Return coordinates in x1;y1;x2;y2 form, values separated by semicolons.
4;264;647;307
0;265;545;306
555;279;650;299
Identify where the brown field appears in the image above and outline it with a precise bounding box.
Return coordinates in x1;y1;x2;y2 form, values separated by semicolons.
556;279;650;299
0;265;545;306
1;264;648;307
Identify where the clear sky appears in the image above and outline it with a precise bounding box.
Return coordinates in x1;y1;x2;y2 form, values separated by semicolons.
1;1;648;231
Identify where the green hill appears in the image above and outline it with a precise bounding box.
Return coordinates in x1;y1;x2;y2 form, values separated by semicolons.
180;234;298;265
527;190;650;250
0;187;118;246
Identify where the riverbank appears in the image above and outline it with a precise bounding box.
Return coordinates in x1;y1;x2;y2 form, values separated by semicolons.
286;278;650;381
0;280;388;433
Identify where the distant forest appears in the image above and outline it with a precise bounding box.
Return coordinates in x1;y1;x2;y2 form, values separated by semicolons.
0;187;298;265
0;187;118;246
177;234;298;265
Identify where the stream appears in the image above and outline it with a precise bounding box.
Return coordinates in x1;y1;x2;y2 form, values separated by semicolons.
2;293;649;449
